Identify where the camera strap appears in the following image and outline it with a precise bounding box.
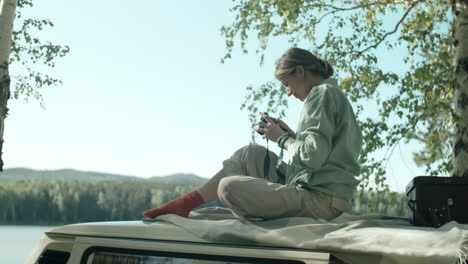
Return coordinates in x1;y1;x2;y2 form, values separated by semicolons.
277;148;284;168
263;139;270;180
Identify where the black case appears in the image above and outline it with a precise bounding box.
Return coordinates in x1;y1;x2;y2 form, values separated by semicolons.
406;176;468;227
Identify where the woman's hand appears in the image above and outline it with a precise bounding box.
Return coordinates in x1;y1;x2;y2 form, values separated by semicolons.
275;119;296;138
254;112;291;142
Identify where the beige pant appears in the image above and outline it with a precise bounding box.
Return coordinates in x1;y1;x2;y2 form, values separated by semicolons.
217;144;350;220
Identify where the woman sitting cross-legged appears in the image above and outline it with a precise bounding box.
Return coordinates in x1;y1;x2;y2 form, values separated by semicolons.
142;47;363;220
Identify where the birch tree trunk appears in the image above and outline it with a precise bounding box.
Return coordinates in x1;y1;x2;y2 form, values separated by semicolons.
452;0;468;177
0;0;17;171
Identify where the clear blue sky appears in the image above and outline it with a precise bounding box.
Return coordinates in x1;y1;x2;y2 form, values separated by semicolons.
4;0;425;192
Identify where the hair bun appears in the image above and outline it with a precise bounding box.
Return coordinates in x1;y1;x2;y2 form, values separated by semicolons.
321;60;334;79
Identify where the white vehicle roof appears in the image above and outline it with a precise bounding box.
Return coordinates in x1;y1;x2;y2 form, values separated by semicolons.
31;220;336;264
48;220;207;243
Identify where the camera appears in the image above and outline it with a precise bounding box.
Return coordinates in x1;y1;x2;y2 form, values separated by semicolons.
256;112;288;135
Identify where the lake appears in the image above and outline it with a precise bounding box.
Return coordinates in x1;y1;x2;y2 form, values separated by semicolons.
0;225;55;264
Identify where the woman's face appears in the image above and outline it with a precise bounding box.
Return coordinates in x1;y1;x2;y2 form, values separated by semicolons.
278;68;310;102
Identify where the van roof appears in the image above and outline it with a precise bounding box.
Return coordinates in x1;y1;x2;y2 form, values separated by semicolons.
48;220;207;243
46;219;336;261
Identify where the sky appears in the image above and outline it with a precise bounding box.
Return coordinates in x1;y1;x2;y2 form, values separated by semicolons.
4;0;426;192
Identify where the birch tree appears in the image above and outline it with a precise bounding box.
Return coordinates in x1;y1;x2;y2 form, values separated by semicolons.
452;1;468;177
0;0;17;171
0;0;69;171
221;0;468;194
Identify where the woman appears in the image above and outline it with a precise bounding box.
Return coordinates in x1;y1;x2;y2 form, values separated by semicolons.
143;47;362;220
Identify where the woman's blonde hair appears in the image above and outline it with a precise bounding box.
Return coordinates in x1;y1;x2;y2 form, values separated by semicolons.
275;48;334;79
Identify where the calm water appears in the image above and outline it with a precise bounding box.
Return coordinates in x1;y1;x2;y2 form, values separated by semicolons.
0;225;55;264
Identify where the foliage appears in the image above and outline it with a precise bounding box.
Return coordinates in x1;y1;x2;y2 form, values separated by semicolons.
221;0;455;193
352;189;409;217
0;168;207;184
9;0;69;107
0;180;408;224
0;181;203;224
241;81;290;141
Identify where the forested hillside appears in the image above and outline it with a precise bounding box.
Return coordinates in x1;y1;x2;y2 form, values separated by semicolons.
0;180;225;224
0;168;206;184
0;179;410;225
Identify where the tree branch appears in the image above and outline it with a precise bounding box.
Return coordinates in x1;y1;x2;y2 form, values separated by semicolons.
323;1;406;11
316;3;395;24
352;1;420;57
316;0;421;29
382;112;423;171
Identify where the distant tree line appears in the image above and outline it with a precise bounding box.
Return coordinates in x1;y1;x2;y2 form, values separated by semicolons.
0;181;409;225
352;191;410;218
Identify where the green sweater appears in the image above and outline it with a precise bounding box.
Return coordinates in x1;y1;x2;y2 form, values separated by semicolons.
286;78;362;200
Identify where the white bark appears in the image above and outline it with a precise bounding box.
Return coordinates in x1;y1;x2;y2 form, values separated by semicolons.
0;0;17;171
0;0;16;62
452;0;468;177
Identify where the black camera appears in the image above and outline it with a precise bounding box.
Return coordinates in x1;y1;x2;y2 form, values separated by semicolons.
256;113;288;135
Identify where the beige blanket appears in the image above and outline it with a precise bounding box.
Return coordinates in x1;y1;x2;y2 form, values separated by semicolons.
151;207;468;264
